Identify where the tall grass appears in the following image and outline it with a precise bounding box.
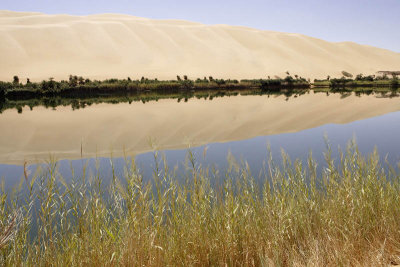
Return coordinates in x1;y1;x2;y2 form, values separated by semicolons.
1;144;400;266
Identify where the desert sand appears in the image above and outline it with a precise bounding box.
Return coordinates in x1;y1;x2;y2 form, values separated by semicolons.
1;10;400;82
0;92;400;164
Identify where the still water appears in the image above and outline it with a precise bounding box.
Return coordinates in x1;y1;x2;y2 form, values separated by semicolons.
1;91;400;190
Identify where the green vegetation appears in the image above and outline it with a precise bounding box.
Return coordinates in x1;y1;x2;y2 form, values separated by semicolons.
1;144;400;265
0;88;311;114
2;72;398;101
314;71;399;89
1;87;398;114
1;72;399;114
241;76;309;89
0;75;310;100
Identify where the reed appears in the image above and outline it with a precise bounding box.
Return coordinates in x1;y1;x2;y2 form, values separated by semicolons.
1;143;400;266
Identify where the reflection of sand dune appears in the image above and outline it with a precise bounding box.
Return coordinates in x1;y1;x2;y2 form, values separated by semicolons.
1;10;400;82
0;93;400;164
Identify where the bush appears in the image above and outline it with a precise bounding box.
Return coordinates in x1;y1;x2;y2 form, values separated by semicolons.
0;82;12;95
391;79;399;88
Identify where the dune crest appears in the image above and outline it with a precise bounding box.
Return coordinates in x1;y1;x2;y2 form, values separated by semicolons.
0;10;400;82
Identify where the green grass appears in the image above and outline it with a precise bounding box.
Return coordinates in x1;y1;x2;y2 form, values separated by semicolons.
1;143;400;266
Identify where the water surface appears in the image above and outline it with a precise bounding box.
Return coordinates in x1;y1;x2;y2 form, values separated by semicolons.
1;91;400;188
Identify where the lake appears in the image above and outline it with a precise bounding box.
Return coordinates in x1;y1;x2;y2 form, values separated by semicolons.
1;91;400;189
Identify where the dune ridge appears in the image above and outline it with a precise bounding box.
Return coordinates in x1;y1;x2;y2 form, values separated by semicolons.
1;10;399;82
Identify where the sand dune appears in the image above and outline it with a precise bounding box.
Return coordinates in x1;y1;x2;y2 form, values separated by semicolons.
0;92;400;164
0;10;399;82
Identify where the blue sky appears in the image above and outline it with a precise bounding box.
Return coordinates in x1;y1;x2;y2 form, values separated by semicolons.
2;0;400;52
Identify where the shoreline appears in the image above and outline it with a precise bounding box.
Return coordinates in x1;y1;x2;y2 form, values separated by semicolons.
1;75;398;101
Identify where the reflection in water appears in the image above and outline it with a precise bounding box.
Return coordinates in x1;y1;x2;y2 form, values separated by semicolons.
0;91;400;165
1;109;400;191
1;88;398;115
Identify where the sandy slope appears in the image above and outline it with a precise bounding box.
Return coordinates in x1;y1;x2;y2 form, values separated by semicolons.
0;92;400;164
0;10;399;82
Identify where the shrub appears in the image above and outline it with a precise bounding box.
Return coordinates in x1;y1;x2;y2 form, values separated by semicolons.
391;79;399;88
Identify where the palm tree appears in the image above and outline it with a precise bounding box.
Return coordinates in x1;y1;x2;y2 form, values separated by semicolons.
78;76;85;85
13;76;19;85
69;75;78;87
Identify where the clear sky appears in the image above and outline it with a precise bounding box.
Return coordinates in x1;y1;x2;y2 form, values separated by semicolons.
2;0;400;52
